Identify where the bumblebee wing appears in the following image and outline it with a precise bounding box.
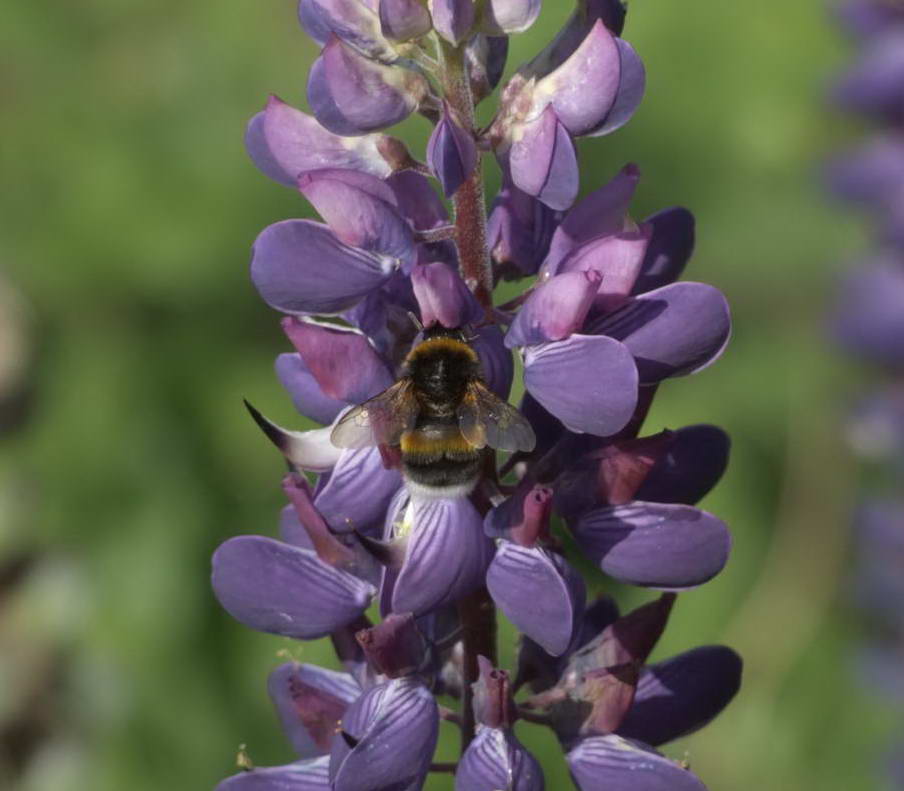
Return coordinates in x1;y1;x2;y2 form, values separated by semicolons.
458;381;536;453
330;379;418;449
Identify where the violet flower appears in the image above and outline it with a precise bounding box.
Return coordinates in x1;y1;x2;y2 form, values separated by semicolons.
213;2;739;787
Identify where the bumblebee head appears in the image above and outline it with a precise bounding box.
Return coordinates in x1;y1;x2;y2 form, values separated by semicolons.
421;324;471;344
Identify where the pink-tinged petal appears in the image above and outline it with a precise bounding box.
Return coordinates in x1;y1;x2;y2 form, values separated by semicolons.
632;207;695;295
617;645;742;747
211;536;375;639
297;169;415;266
331;677;438;791
534;20;622;137
386;170;449;230
244;403;342;472
455;728;544;791
586;38;646;137
282;317;394;404
472;324;514;399
481;0;541;34
392;497;493;615
379;0;432;40
307;37;428;135
427;104;478;197
567;735;707;791
510;105;579;211
429;0;475;44
245;96;402;188
523;334;638;436
543;163;641;273
487;543;585;656
216;757;331;791
251;220;397;315
275;353;348;425
411;262;483;328
571;501;732;590
505;271;601;348
315;446;403;535
588;282;732;383
268;663;361;757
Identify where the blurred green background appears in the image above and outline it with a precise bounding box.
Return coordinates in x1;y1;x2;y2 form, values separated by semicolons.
1;0;895;789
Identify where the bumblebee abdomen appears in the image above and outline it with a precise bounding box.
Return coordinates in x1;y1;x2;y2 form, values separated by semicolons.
400;426;482;498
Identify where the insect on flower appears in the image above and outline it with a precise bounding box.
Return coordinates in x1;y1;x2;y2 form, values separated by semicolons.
330;323;536;499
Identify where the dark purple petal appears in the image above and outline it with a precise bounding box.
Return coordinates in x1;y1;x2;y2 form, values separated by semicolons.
635;424;730;505
484;483;553;546
304;0;394;59
571;502;731;589
455;728;544;791
487;543;585;656
617;645;742;746
429;0;475;44
544;164;641;273
467;34;509;103
276;353;348;425
251;220;396;315
834;0;904;37
832;258;904;369
331;677;438;791
282;317;394;404
588;282;731;384
632;207;695;295
567;735;707;791
307;37;427;135
386;170;450;230
506;271;601;348
392;497;494;615
488;176;561;277
427;105;478;197
586;38;646;138
510;105;579;211
298;0;333;44
268;663;361;757
298;169;415;265
471;324;514;399
411;262;483;329
211;536;375;639
522;333;639;436
481;0;541;34
379;0;431;40
833;28;904;121
216;757;331;791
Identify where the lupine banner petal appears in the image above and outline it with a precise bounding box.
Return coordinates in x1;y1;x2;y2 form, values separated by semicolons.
586;38;646;138
427;105;478;197
211;536;375;639
523;333;638;436
215;757;331;791
632;207;695;295
276;353;348;425
251;220;396;315
510;105;579;210
480;0;541;34
455;727;545;790
571;502;731;589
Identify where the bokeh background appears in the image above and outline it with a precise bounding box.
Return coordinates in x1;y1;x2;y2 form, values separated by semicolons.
1;1;896;789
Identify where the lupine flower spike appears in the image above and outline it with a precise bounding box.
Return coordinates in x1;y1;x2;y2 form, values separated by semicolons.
214;1;741;788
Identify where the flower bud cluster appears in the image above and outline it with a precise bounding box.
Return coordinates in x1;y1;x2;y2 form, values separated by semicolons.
213;2;741;788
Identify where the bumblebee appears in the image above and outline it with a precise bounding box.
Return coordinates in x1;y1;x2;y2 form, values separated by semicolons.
330;325;536;498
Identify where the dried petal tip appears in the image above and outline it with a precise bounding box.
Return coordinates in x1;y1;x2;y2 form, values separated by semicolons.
427;104;478;197
355;613;426;678
472;656;517;728
243;401;342;472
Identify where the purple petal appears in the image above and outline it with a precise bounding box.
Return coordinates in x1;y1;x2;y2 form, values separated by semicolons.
280;503;316;548
586;38;646;137
455;728;544;791
268;663;361;757
634;424;730;505
411;262;483;329
315;447;403;535
617;645;742;746
544;164;641;273
304;0;392;58
379;0;432;40
331;677;438;791
211;536;375;639
535;20;622;137
307;36;427;135
472;324;514;399
386;170;449;230
522;333;638;436
571;501;731;589
276;353;348;425
488;176;561;277
588;282;732;384
632;207;695;295
297;169;415;265
505;271;601;348
825;135;904;207
298;0;334;44
510;105;579;211
245;96;401;188
833;29;904;120
282;317;393;404
251;220;396;315
487;543;585;656
216;757;331;791
481;0;541;34
429;0;475;44
392;497;493;615
568;735;707;791
427;105;478;197
466;34;509;103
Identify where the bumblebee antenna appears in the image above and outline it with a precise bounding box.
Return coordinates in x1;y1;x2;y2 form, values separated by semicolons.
407;311;424;332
